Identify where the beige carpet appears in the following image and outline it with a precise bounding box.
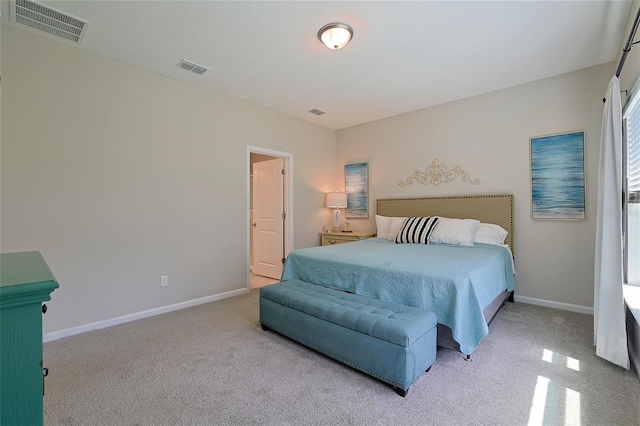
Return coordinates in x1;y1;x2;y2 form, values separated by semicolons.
43;289;640;425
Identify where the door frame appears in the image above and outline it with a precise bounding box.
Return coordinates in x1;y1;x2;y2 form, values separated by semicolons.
247;145;294;288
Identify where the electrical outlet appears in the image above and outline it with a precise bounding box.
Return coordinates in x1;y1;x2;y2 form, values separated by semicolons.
160;275;168;287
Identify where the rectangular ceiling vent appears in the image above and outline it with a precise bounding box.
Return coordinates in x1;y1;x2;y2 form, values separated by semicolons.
10;0;89;44
177;60;209;75
309;108;325;116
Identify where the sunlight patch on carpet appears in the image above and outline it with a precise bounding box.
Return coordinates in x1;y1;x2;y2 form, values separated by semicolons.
528;375;550;426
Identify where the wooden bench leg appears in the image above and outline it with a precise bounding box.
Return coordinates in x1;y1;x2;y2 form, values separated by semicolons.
394;386;408;397
395;365;432;397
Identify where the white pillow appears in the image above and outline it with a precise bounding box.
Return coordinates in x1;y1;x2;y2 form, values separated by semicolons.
429;217;479;247
473;223;508;246
375;215;393;239
386;216;407;241
375;215;407;240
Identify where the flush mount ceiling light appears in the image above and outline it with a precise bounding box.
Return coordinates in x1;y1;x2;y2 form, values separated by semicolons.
318;22;354;50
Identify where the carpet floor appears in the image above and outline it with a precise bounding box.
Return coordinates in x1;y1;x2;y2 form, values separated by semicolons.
43;289;640;425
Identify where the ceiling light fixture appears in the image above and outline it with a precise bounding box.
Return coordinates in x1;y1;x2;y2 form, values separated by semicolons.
318;22;354;50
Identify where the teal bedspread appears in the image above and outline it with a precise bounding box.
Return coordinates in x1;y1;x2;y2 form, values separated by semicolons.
281;238;515;355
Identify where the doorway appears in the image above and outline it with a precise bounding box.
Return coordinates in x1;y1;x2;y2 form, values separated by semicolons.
247;146;293;288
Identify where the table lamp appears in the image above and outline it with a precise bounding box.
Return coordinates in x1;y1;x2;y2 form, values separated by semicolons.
326;191;348;232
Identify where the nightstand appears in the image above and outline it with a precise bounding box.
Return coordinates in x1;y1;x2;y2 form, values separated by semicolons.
321;232;375;246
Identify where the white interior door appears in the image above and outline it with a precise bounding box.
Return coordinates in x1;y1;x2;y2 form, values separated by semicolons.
252;158;284;280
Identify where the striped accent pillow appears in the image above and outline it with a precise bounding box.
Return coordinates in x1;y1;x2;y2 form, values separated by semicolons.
395;216;440;245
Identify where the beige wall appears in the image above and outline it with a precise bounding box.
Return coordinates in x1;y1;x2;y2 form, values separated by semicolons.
336;63;615;310
0;25;336;334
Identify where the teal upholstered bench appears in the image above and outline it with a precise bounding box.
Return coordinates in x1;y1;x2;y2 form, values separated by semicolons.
259;279;437;396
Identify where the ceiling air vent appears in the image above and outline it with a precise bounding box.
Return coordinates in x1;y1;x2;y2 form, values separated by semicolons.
177;60;209;75
309;109;325;116
10;0;89;44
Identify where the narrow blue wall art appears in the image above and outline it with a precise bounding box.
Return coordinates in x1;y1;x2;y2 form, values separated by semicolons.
530;131;586;220
345;162;369;219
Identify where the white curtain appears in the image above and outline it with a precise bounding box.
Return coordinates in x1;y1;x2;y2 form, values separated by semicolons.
594;75;630;369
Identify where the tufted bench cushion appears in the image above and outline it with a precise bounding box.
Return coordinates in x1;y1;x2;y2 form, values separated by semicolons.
259;279;437;396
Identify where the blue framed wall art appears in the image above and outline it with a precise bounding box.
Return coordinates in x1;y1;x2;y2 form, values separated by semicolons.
345;162;369;219
530;131;586;220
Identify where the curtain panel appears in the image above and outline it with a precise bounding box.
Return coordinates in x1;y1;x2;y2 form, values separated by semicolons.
594;76;630;369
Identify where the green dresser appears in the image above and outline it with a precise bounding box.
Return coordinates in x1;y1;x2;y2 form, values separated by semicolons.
1;251;59;426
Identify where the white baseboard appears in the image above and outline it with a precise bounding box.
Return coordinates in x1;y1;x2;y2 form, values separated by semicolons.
514;295;593;315
43;288;250;343
43;290;593;342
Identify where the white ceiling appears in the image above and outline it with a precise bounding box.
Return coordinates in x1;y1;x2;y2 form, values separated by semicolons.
1;0;633;130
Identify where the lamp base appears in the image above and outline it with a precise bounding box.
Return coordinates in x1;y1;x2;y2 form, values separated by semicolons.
332;209;342;232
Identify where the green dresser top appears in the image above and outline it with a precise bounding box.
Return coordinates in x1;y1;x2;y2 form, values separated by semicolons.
0;251;59;308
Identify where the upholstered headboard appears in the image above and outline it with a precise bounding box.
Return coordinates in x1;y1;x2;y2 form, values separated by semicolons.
376;194;514;255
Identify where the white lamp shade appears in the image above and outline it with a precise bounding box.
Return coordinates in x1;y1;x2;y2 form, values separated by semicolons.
318;23;354;50
326;192;348;208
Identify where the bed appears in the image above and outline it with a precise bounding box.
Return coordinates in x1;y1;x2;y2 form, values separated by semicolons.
280;194;515;357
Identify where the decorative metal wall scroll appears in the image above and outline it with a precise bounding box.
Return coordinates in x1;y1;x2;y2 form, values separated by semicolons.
398;159;480;186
